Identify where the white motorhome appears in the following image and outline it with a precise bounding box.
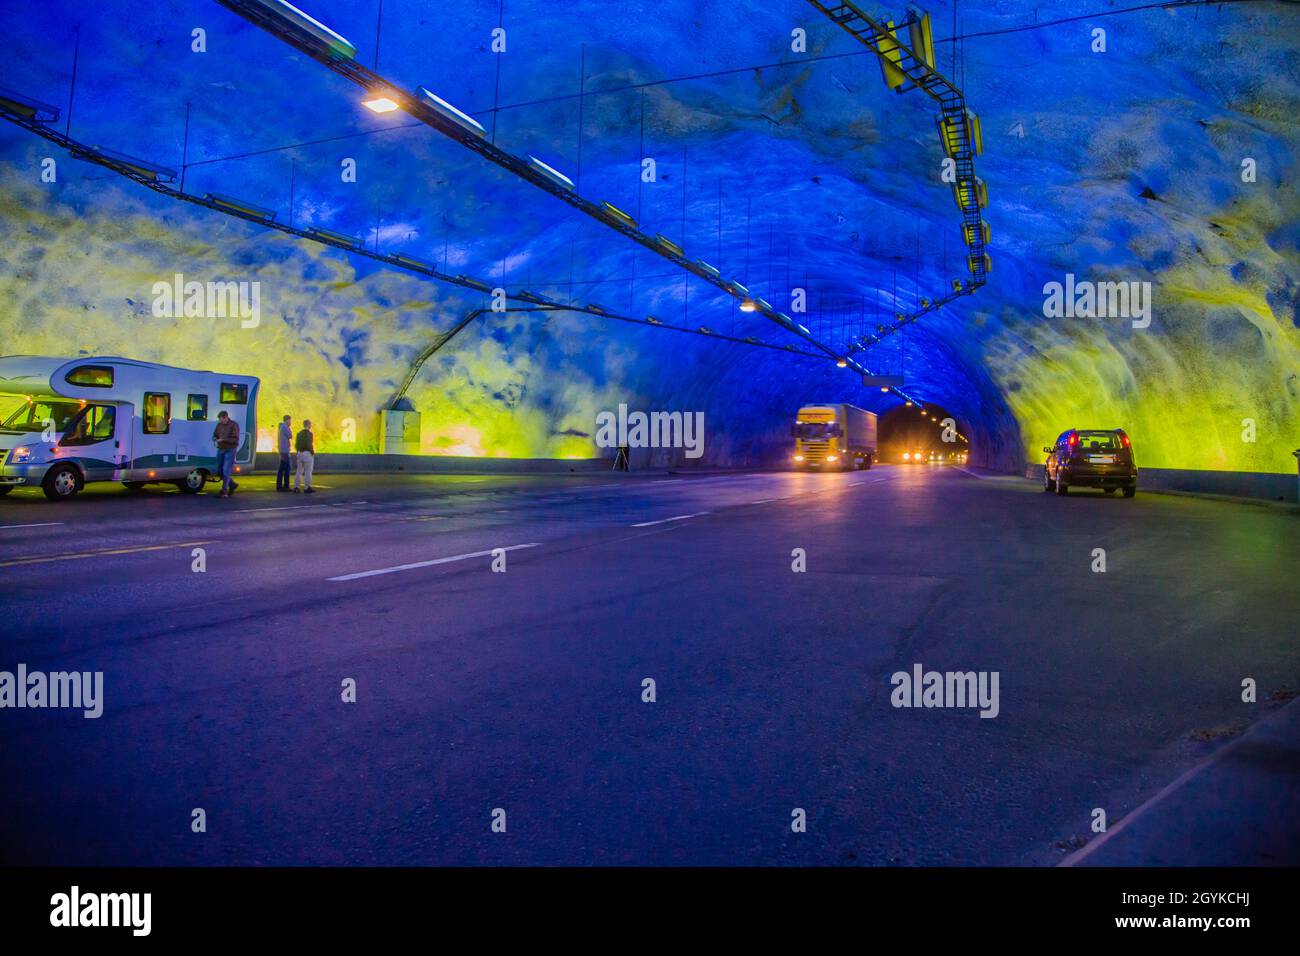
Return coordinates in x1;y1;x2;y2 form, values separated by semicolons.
0;355;259;500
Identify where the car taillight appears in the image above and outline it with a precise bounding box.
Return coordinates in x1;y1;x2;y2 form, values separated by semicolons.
1121;434;1130;447
1068;434;1077;446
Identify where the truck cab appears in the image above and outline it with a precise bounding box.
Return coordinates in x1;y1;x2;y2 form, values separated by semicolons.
792;404;877;471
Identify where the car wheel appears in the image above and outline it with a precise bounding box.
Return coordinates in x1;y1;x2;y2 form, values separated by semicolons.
1122;484;1137;498
1043;469;1054;492
862;456;872;470
176;468;207;494
42;464;82;501
1055;474;1069;496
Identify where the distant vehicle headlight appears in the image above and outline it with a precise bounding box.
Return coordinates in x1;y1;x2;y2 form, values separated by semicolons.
794;455;804;462
902;452;911;461
827;455;838;462
9;447;31;463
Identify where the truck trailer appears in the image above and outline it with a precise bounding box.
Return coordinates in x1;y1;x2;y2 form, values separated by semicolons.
791;404;877;470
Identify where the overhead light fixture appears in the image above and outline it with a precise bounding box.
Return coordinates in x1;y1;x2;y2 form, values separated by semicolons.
907;6;935;70
880;387;889;393
654;234;684;257
962;221;991;246
0;86;60;123
739;299;757;313
836;359;847;368
305;226;363;250
873;20;908;92
204;192;276;223
951;176;988;212
414;86;487;138
528;155;575;191
362;96;400;114
252;0;359;60
391;252;434;271
78;145;176;183
598;201;637;228
905;401;913;407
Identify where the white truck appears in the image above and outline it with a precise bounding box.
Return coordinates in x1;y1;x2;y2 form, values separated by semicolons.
0;355;259;500
791;403;878;470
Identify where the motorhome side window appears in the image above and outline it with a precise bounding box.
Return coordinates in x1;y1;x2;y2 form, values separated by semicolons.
143;392;171;434
63;365;114;388
220;383;248;404
59;404;115;446
187;394;209;421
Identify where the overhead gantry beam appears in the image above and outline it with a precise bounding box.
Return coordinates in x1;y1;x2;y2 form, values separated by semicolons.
0;97;862;367
210;0;887;376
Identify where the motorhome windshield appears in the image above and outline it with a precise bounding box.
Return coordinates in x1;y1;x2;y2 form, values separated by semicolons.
0;399;82;433
795;421;839;439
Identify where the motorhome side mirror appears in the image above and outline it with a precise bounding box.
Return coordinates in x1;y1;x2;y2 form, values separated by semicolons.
1042;446;1052;454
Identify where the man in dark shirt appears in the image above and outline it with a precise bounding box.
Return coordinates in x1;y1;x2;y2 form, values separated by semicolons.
212;410;240;497
293;419;316;494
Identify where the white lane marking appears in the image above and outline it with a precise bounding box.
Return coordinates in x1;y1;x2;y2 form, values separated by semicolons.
651;479;683;484
0;522;65;530
327;543;542;582
749;498;777;504
233;504;333;513
631;512;709;528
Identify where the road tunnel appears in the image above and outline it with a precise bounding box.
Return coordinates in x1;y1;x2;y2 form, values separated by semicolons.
0;0;1297;912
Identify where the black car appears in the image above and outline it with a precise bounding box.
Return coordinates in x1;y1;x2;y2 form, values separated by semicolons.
1043;428;1137;497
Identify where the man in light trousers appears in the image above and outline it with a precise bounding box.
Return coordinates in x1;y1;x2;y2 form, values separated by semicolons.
294;419;316;494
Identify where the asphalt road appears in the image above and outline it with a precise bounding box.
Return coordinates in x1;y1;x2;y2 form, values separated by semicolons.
1;465;1297;865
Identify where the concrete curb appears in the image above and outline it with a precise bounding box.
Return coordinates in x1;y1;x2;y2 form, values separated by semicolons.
1058;694;1300;867
1023;463;1298;504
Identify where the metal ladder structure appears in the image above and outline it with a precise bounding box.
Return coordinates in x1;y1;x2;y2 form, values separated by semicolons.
804;1;990;354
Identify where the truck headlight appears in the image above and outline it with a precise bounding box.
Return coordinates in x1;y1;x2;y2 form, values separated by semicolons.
794;455;804;462
9;447;31;463
827;455;838;463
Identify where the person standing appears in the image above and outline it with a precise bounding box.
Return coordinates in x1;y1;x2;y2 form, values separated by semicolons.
212;410;240;498
294;419;316;494
276;415;293;492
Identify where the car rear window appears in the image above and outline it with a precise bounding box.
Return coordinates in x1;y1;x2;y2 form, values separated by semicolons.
1076;432;1124;451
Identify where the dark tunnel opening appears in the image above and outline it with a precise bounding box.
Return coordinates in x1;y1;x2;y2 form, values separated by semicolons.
879;401;969;464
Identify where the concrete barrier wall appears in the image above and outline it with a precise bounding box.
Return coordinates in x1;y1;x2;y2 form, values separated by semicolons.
1024;463;1299;503
254;452;610;475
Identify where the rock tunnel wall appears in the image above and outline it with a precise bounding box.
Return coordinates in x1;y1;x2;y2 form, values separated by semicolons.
0;0;1296;475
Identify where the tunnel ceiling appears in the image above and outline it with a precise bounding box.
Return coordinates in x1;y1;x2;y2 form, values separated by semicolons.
1;0;1297;470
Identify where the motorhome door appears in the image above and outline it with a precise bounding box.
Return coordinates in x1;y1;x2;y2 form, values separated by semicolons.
57;402;124;481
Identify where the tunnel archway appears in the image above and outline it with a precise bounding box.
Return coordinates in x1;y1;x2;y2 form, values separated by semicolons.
879;401;969;464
